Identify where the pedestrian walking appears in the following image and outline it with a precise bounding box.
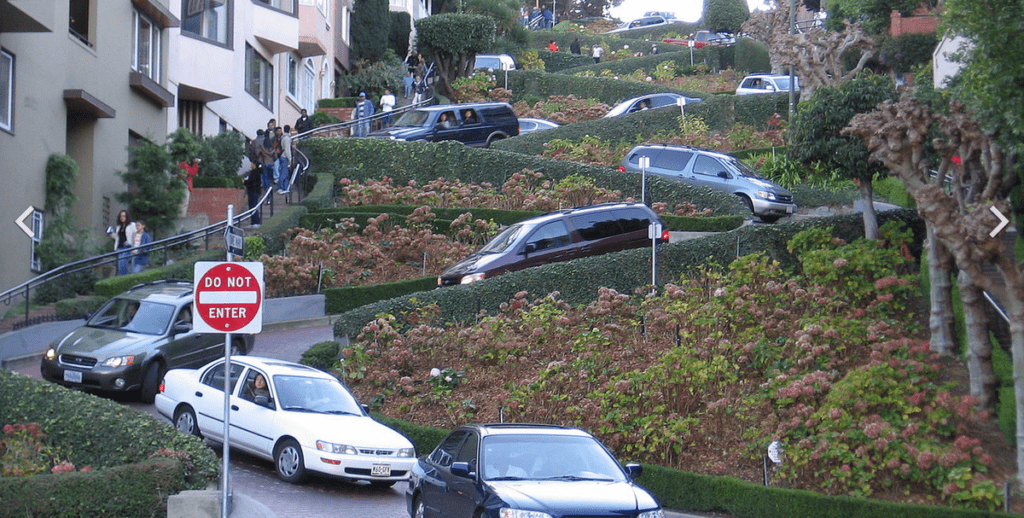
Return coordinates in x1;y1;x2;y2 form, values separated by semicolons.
294;109;314;135
570;37;581;55
130;220;152;274
276;126;293;194
548;40;559;52
380;88;396;127
108;210;136;276
244;162;263;227
351;92;375;137
592;44;603;64
412;75;426;104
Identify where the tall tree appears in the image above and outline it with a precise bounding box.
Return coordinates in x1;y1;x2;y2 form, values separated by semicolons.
826;0;934;35
844;95;1023;482
703;0;749;34
352;0;390;64
116;139;184;238
787;71;897;240
414;14;495;98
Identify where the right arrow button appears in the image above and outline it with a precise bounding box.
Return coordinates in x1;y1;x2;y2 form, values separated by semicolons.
990;206;1010;238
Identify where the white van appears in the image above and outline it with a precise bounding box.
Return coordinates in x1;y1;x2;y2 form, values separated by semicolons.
473;54;516;71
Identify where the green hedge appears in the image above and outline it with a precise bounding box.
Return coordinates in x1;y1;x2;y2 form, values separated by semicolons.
297;172;337;212
555;45;727;77
636;463;1017;518
537;49;601;72
370;413;449;458
734;37;771;73
506;69;705;106
331;210;925;337
494;95;788;158
325;276;438;315
54;295;106;317
300;340;340;370
299;138;747;217
0;370;220;516
318;97;358;108
0;458;187;518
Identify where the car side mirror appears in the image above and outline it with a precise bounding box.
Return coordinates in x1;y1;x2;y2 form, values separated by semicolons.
362;403;371;414
522;243;537;255
172;322;191;335
717;171;732;179
451;461;476;479
254;395;273;407
625;463;643;480
766;84;776;91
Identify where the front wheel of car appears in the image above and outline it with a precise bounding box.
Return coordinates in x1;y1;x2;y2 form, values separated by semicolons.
174;405;202;438
140;361;165;404
275;439;306;484
413;496;426;518
737;194;754;216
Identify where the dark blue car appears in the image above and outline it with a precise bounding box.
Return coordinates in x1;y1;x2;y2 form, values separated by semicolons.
406;424;664;518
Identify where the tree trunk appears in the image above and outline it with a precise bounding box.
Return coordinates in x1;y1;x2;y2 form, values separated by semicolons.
927;223;957;355
857;180;878;240
958;270;998;409
1011;302;1024;485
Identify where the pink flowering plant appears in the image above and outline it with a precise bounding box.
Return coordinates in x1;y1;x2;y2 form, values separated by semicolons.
337;222;1002;510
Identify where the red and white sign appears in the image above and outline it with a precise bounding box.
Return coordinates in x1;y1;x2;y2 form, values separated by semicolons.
193;262;264;334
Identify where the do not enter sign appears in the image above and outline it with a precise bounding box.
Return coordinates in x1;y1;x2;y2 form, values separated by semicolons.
193;262;264;334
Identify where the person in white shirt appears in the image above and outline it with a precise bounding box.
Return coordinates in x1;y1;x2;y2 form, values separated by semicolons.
592;44;603;64
381;88;396;127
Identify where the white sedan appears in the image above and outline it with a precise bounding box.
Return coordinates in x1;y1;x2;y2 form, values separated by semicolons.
155;356;416;486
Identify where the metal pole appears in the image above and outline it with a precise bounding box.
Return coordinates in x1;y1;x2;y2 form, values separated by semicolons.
221;205;234;518
788;0;797;115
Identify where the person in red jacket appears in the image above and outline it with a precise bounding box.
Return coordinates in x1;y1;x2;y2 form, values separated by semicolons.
548;40;559;52
177;157;199;216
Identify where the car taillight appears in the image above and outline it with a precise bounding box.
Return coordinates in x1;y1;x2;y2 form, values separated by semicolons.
617;166;626;172
158;382;165;393
661;229;671;241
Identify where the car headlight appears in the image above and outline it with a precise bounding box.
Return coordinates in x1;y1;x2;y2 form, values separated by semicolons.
756;190;777;201
499;509;553;518
460;272;485;284
316;441;357;455
397;447;415;458
45;348;57;361
101;355;135;368
639;510;665;518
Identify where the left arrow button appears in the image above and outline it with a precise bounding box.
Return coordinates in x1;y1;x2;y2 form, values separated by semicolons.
15;206;35;239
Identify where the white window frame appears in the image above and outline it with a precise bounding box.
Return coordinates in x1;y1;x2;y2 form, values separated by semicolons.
182;0;230;45
245;44;274;110
287;54;299;98
1;48;12;133
30;209;44;272
132;10;162;83
340;5;350;45
304;58;316;113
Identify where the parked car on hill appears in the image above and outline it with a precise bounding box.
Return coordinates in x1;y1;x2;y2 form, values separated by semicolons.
438;203;668;286
368;102;519;148
407;423;664;518
518;117;560;135
620;144;796;223
473;54;516;71
605;15;672;34
604;92;703;118
40;280;254;403
156;355;416;486
736;74;800;96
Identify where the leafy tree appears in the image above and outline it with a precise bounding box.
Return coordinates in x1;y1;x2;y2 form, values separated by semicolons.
787;71;897;239
352;0;390;63
197;131;246;179
845;95;1024;484
825;0;932;35
389;10;412;58
116;138;184;239
342;50;406;99
34;154;95;303
703;0;749;34
465;0;528;53
877;32;938;75
414;13;496;98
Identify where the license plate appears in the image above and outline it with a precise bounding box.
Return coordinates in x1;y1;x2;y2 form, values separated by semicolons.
786;205;794;214
370;464;392;477
63;370;83;383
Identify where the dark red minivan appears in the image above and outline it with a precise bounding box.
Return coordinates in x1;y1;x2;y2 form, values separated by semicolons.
438;203;669;286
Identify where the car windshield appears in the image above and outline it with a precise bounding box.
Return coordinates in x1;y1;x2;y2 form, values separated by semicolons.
478;224;527;254
393;110;432;128
87;298;175;335
273;375;364;415
723;156;766;179
481;435;628;482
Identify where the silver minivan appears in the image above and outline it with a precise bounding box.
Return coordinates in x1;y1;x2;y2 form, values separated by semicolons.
620;144;796;223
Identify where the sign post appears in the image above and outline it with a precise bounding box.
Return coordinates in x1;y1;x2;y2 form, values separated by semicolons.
193;205;264;518
639;156;650;205
648;221;662;295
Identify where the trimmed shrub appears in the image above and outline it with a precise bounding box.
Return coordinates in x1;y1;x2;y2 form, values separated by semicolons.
299;138;747;217
505;69;705;105
370;413;448;458
300;340;340;371
733;37;770;73
325;276;438;314
331;210;924;337
93;249;222;298
298;172;336;211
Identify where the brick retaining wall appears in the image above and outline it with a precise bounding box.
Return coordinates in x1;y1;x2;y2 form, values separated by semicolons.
188;188;247;222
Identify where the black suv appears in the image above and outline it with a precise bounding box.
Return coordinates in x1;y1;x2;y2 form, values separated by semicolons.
41;280;254;403
369;102;519;148
438;203;668;286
